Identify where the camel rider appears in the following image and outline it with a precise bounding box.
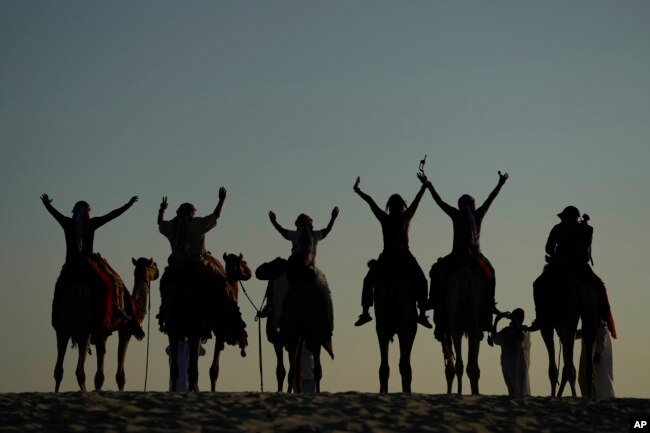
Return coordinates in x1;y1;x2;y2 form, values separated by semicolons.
157;187;228;278
423;171;508;338
353;176;432;329
41;194;144;338
259;208;339;317
529;206;616;337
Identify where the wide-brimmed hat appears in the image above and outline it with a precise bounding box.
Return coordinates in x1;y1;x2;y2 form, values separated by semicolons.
557;206;580;221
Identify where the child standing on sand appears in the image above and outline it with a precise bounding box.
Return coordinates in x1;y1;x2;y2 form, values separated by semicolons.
489;308;531;396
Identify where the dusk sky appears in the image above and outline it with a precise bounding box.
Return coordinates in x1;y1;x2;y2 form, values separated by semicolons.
1;1;649;396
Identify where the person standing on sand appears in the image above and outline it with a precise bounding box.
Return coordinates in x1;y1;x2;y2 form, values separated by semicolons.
489;308;531;396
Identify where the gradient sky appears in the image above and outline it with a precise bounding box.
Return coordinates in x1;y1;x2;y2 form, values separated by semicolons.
1;1;649;396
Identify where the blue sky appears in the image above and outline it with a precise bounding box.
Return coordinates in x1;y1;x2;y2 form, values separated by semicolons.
1;1;649;396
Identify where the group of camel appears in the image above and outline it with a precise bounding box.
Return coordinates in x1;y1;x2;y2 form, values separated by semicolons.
51;245;602;398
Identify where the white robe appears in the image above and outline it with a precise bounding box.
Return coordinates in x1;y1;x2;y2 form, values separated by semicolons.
579;323;615;398
492;326;531;396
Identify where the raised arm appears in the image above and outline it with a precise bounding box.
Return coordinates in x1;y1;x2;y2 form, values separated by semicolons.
157;196;168;225
418;172;455;217
353;177;385;220
479;171;509;213
213;187;227;218
320;207;340;239
405;178;427;218
94;196;138;228
41;194;67;226
268;211;290;239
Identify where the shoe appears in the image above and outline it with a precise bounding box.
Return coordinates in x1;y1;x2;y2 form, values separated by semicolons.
418;314;433;329
354;313;373;327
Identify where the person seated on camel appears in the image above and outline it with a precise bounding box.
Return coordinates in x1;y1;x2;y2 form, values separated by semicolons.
259;208;339;318
41;193;144;339
421;170;508;335
157;188;244;338
353;176;432;329
529;206;616;337
157;188;227;273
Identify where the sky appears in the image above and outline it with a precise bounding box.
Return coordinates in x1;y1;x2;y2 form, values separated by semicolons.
1;1;649;397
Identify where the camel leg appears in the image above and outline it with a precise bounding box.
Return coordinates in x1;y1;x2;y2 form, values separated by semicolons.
54;331;69;393
398;329;416;393
451;332;464;395
75;335;91;391
443;344;455;395
313;346;323;393
286;341;295;393
93;335;107;390
377;332;390;393
168;336;179;391
187;337;201;392
541;327;558;397
116;329;131;391
274;342;286;392
209;339;224;392
557;330;577;397
292;338;304;393
466;331;482;395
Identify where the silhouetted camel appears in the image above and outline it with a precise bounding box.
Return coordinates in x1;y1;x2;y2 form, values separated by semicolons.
255;258;292;392
373;262;418;393
158;252;249;392
52;277;96;392
92;258;159;391
208;253;251;391
436;262;491;395
540;274;600;397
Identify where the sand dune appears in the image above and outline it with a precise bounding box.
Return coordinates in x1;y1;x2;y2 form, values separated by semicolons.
1;391;645;433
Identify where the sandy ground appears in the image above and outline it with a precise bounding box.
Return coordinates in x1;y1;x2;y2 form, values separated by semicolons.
1;391;646;433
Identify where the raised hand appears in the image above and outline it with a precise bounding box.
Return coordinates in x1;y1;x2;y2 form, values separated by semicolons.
268;210;277;222
41;194;52;205
160;196;168;211
128;196;139;206
218;187;227;201
353;177;361;192
417;172;430;187
331;207;340;219
497;171;509;185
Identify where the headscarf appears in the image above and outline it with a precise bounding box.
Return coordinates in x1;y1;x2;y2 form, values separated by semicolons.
458;194;478;251
72;201;90;253
173;203;195;257
295;214;315;266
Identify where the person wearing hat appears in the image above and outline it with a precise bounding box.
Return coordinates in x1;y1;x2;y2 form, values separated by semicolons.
529;206;616;337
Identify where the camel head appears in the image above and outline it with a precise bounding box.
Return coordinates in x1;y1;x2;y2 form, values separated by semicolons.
132;257;160;282
223;252;252;282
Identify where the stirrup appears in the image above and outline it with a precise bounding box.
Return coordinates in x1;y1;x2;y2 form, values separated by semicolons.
354;313;373;327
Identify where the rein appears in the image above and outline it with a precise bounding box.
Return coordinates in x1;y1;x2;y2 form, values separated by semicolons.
144;283;152;392
239;280;265;393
